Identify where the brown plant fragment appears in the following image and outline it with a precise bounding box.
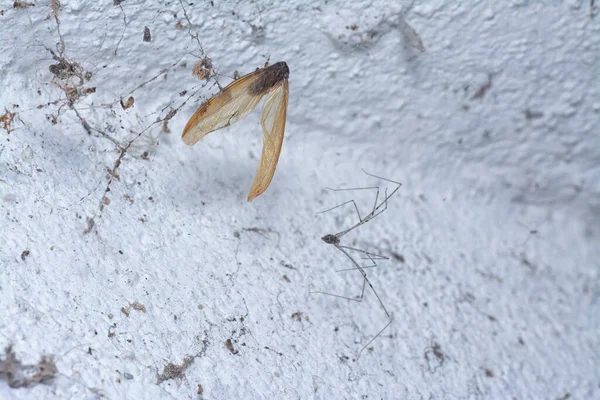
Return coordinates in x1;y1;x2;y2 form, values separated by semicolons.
14;1;35;9
0;346;57;388
0;108;16;134
192;57;214;81
49;0;60;19
130;301;146;312
225;339;238;354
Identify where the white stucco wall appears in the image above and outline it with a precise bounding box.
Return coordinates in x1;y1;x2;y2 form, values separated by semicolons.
1;0;598;399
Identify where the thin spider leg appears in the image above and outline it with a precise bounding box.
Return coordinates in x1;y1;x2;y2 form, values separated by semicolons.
361;169;402;188
337;245;389;261
357;314;394;360
310;250;377;305
334;247;393;360
369;188;389;220
335;183;399;239
309;275;367;303
370;187;380;216
360;168;403;219
317;185;380;222
359;255;388;260
336;264;379;273
325;185;380;192
317;199;363;222
336;250;381;273
335;245;390;317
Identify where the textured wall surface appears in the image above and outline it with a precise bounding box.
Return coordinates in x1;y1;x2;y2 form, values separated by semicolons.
0;0;598;399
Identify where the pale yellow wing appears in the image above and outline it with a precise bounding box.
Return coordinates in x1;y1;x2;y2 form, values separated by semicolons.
182;70;266;145
247;80;289;201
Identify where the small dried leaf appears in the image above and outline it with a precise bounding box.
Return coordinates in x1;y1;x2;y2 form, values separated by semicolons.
131;301;146;312
120;96;134;109
225;339;238;354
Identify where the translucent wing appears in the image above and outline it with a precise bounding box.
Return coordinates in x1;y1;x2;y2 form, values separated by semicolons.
181;70;266;145
399;18;425;52
247;80;289;201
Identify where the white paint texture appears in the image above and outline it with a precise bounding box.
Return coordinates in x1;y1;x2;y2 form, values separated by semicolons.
0;1;599;399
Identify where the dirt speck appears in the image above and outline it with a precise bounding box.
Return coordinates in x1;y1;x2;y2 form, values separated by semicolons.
291;312;302;321
143;26;151;42
524;109;544;120
20;250;30;261
471;75;492;100
555;393;570;400
392;252;405;263
225;339;238;354
156;356;194;384
83;217;95;234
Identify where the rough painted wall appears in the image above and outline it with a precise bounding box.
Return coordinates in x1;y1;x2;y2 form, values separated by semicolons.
0;0;598;399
